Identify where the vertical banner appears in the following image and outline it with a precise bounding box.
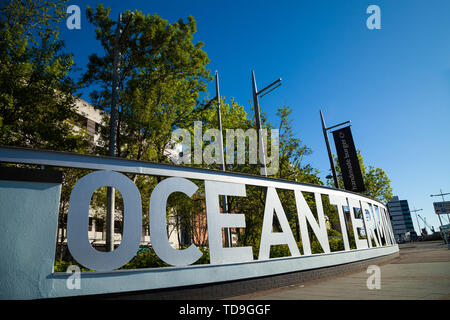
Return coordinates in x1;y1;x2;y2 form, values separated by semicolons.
332;126;365;192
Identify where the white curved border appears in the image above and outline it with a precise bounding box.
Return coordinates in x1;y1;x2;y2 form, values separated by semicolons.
50;245;398;298
0;147;399;299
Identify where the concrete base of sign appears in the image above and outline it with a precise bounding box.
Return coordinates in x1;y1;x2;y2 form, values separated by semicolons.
70;250;400;300
47;245;399;299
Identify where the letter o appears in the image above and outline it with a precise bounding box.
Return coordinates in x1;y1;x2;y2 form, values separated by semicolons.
67;170;142;271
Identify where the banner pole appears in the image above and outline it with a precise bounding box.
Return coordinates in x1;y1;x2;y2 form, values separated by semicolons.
320;110;340;189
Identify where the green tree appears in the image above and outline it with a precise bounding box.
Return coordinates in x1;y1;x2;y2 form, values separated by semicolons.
82;5;213;245
228;105;323;256
0;0;89;152
82;5;211;163
328;150;393;203
276;105;321;184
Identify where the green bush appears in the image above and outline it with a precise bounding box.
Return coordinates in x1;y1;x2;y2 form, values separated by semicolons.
193;246;210;265
269;245;292;258
327;229;342;237
267;237;347;258
53;260;92;272
53;236;351;272
329;238;345;251
120;248;169;269
121;246;211;269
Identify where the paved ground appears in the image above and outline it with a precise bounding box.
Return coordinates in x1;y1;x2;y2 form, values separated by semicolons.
227;240;450;300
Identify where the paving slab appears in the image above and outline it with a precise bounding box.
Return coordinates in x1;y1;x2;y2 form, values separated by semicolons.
227;241;450;300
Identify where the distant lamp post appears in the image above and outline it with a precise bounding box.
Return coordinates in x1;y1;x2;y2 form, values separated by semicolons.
410;208;423;235
214;71;232;248
430;189;450;223
430;189;450;249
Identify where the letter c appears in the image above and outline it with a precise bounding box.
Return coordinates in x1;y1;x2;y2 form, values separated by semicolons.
149;177;202;266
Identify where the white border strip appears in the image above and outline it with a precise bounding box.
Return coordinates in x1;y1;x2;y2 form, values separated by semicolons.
0;147;385;207
50;245;398;298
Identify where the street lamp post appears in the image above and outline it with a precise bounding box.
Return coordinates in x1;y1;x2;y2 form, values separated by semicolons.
430;189;450;223
251;70;282;177
106;13;133;252
430;189;450;249
215;71;232;247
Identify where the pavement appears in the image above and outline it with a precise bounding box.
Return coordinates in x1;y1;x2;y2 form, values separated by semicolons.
227;240;450;300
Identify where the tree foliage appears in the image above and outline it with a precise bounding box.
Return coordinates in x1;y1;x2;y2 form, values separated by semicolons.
82;4;211;163
328;150;393;203
0;0;89;152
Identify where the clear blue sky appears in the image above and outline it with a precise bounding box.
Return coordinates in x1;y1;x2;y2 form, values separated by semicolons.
59;0;450;232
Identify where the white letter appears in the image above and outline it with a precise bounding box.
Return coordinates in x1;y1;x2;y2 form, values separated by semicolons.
295;191;330;255
361;201;380;247
168;128;191;164
204;181;253;264
203;129;222;165
67;171;142;271
328;194;351;251
265;129;279;176
193;121;203;164
66;5;81;30
225;129;236;165
259;187;300;260
380;207;396;245
233;128;257;165
149;177;202;266
347;198;369;249
366;5;381;30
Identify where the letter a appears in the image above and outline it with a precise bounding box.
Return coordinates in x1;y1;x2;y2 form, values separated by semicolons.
258;187;300;260
66;5;81;30
366;5;381;30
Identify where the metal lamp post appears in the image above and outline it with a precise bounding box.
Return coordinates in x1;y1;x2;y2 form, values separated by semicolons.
410;208;423;235
106;13;134;252
215;71;232;247
251;70;282;177
430;189;450;249
430;189;450;223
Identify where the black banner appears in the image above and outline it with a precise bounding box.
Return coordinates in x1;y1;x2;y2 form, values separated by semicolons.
332;126;365;192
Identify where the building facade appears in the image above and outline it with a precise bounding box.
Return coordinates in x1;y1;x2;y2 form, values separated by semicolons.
387;196;414;242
